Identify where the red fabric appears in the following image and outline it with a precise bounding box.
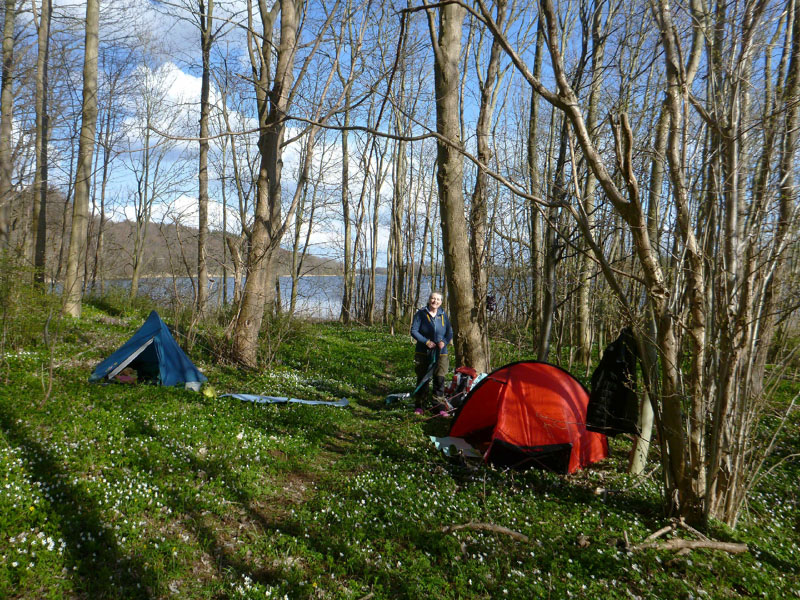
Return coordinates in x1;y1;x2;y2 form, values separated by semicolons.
444;366;479;396
449;362;608;473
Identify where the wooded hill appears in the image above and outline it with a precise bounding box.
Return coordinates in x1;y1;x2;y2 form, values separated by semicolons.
6;187;342;281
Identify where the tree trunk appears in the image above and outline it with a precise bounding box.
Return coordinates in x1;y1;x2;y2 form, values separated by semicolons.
197;0;213;318
427;3;488;371
0;0;16;249
576;1;610;368
63;0;100;317
470;0;507;367
538;114;571;361
390;135;406;327
32;0;51;281
629;105;669;476
340;102;353;323
527;20;544;341
233;0;299;367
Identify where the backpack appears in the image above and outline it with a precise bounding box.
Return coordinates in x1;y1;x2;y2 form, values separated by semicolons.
586;327;640;436
445;366;479;409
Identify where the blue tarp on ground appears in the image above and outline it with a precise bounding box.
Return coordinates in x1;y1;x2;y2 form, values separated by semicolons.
223;394;349;407
89;311;207;387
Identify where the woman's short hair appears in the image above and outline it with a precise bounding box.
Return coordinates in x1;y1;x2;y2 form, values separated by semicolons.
429;291;443;301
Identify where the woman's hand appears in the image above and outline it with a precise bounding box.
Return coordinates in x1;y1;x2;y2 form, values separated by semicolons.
437;341;445;350
426;340;436;349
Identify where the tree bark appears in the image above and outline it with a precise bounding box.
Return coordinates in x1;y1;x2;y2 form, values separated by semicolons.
197;0;213;318
470;0;506;367
32;0;52;281
576;1;611;368
63;0;100;317
340;99;353;323
0;0;16;249
527;21;544;341
427;2;488;371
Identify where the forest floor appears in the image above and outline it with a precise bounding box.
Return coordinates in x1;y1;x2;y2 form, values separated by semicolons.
0;297;798;599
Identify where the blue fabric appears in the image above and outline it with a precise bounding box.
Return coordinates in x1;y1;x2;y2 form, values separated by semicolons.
223;394;349;407
410;307;453;354
89;311;207;387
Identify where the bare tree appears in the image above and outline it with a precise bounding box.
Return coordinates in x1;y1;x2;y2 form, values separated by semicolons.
233;0;346;365
30;0;51;280
0;0;17;249
469;0;799;526
196;0;214;317
125;60;190;298
63;0;100;317
425;1;488;372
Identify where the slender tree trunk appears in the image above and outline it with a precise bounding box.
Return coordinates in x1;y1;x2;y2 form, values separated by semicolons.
577;2;611;367
233;0;299;366
340;102;353;323
470;0;506;367
414;162;434;308
197;0;213;317
390;135;406;327
538;115;571;361
220;145;228;306
90;99;113;293
0;0;16;249
367;155;381;324
130;127;152;300
427;3;488;371
527;21;544;344
32;0;51;280
63;0;100;317
629;104;669;476
220;84;249;308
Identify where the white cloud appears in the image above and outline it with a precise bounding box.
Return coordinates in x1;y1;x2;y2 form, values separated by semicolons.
122;193;238;232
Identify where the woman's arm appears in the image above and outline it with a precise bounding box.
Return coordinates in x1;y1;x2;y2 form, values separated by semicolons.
410;311;428;344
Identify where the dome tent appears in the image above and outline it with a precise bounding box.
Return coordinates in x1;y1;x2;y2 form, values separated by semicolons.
89;311;207;389
448;361;608;474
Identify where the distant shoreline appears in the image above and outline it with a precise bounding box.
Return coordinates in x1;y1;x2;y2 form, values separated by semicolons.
102;273;340;281
100;271;391;281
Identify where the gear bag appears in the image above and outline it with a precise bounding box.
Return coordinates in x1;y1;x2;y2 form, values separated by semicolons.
586;327;640;436
444;366;479;409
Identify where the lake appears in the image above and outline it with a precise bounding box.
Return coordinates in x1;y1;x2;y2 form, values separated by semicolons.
100;275;436;319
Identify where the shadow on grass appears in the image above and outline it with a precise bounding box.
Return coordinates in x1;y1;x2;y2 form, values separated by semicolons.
124;410;314;592
0;407;156;599
751;545;800;575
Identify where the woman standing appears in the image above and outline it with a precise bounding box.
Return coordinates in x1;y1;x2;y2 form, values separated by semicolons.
410;292;453;414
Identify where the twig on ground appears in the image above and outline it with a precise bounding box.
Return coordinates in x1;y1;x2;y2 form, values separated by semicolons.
628;519;748;554
611;517;750;556
678;517;710;542
442;521;529;543
642;523;675;544
633;539;748;554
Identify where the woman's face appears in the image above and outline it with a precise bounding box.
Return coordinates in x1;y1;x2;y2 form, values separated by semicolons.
428;294;442;310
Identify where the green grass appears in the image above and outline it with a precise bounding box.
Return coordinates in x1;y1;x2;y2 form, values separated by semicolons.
0;305;798;599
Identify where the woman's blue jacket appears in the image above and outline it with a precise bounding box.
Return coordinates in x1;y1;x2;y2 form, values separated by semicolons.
410;307;453;355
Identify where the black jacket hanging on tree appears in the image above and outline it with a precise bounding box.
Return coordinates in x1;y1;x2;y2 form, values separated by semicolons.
586;327;641;436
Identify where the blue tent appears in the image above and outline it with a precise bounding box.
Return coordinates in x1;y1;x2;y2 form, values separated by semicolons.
89;311;207;388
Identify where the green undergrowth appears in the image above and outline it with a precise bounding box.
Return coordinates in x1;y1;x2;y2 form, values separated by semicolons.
0;302;798;599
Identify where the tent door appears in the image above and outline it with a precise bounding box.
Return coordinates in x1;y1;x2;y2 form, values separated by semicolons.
106;338;154;380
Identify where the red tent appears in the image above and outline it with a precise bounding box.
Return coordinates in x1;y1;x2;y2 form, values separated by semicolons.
449;361;609;474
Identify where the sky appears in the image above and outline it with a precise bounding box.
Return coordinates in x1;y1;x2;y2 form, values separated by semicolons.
37;0;535;264
69;1;393;261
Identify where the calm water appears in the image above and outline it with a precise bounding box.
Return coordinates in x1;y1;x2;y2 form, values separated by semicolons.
101;275;435;319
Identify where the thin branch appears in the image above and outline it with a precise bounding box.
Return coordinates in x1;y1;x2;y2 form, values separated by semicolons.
632;539;748;554
441;522;529;542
